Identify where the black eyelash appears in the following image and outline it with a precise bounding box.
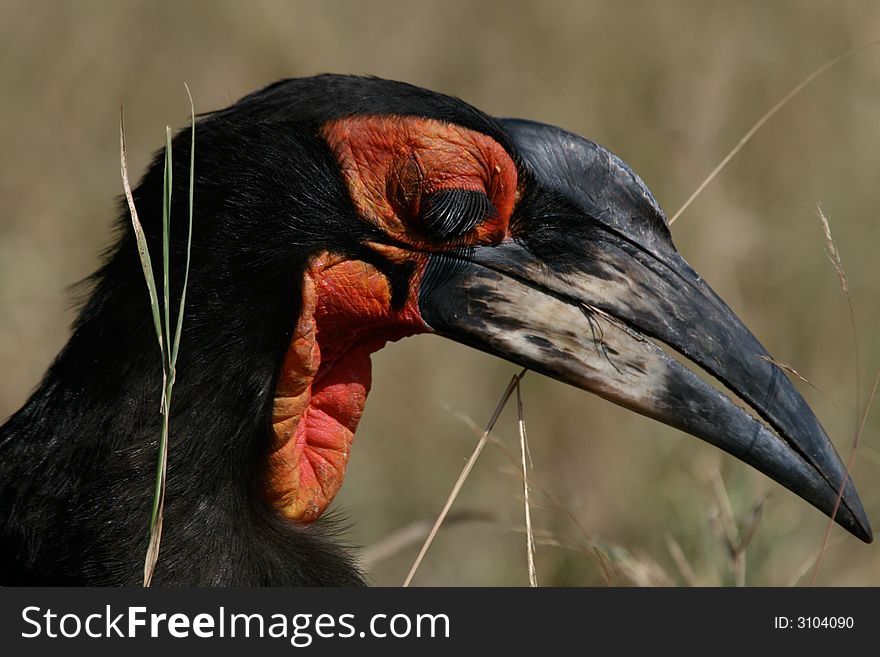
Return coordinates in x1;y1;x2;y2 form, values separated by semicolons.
419;188;496;239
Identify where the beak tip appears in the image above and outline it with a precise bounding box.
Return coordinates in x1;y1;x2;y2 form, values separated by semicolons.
854;518;874;544
839;494;873;543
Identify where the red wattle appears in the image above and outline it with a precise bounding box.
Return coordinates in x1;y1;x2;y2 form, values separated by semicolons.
267;253;427;522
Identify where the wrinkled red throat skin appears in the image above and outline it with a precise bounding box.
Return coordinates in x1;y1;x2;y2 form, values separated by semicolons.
267;253;427;522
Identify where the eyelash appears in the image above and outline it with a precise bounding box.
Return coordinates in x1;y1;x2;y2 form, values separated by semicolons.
418;188;497;239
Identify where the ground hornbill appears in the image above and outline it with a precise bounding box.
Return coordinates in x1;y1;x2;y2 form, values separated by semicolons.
0;75;872;586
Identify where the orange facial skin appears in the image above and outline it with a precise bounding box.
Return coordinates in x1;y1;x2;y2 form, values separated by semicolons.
323;116;518;246
267;116;518;523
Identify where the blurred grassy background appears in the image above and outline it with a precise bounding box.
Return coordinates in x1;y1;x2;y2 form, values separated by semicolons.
2;0;879;585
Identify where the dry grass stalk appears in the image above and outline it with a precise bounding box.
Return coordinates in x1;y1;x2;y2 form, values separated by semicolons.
515;379;538;587
403;369;527;586
664;533;698;587
757;355;822;394
708;469;764;587
817;204;850;297
613;549;675;587
451;412;614;584
360;510;494;572
669;40;880;226
810;366;880;585
524;531;672;587
809;205;874;585
817;204;860;420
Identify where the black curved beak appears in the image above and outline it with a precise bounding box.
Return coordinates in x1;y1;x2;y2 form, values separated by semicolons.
418;119;872;543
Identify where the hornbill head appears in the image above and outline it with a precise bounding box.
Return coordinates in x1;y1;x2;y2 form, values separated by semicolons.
0;74;870;586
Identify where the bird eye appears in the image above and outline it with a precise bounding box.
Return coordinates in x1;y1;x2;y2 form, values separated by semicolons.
418;188;496;239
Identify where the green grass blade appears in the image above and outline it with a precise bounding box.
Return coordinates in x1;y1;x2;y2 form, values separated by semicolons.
120;109;164;356
143;380;170;586
162;126;173;372
171;84;195;372
144;126;176;587
121;106;178;586
146;127;178;585
143;87;198;586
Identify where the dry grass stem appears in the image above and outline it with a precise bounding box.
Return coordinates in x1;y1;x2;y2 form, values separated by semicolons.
360;510;494;571
669;40;880;226
450;409;614;584
525;531;672;586
120;112;163;356
817;204;850;297
665;533;698;587
809;206;872;586
614;550;674;587
402;369;527;586
709;469;764;587
515;380;538;587
789;535;846;586
757;355;822;394
810;366;880;585
817;204;860;422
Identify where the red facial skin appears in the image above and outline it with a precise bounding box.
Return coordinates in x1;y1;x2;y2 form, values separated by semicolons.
266;117;518;523
268;253;427;522
323;115;518;247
